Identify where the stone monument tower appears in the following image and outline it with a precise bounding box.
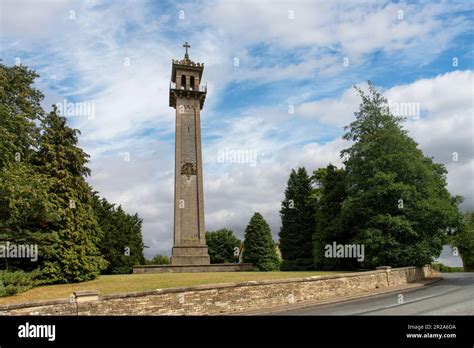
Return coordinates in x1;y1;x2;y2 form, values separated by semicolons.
132;43;252;274
169;42;210;265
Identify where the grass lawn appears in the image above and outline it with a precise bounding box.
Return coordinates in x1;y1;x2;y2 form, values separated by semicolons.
0;271;343;305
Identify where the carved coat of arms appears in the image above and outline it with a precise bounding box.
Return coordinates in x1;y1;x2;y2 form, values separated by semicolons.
181;162;197;178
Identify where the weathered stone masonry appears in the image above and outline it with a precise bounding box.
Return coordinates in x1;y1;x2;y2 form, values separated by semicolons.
0;266;433;316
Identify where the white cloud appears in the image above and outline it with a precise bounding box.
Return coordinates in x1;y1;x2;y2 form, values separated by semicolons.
192;1;470;61
296;84;365;126
0;0;71;38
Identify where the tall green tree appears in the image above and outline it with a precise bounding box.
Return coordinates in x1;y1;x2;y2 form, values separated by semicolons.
452;212;474;271
279;167;315;270
312;164;352;270
205;228;241;264
242;212;279;271
340;82;463;268
0;63;59;274
92;194;145;274
33;108;107;282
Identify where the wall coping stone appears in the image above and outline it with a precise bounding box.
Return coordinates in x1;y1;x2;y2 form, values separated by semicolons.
0;298;70;311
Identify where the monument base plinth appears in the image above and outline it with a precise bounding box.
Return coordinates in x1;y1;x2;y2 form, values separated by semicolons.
132;263;253;274
171;245;210;265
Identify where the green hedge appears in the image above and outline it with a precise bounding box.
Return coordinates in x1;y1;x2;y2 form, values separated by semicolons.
431;263;464;273
0;270;37;297
280;258;314;271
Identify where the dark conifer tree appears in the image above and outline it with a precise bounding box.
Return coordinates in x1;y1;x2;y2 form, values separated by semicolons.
243;212;279;271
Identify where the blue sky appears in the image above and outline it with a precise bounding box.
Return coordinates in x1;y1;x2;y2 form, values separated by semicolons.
1;0;473;258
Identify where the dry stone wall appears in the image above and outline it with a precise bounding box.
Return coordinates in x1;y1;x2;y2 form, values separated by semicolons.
0;266;433;316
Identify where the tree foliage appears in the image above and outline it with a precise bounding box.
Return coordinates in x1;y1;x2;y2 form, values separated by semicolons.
0;270;38;297
0;62;144;284
33;109;107;282
0;63;59;274
340;82;463;268
92;194;145;274
242;213;279;271
148;254;170;265
0;162;60;272
0;63;43;167
311;164;353;269
205;228;240;264
452;212;474;271
279;167;315;270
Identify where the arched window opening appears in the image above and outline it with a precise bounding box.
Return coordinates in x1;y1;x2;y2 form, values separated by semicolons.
190;76;195;90
181;75;186;90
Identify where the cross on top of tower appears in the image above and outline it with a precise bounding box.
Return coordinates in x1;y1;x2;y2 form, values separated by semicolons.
183;42;190;58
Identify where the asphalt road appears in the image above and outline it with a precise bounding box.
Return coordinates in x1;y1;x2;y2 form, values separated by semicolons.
276;273;474;315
